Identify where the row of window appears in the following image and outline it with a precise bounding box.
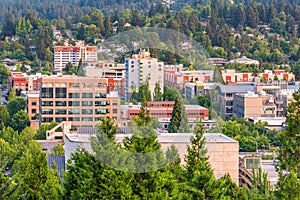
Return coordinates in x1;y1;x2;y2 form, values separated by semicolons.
42;109;118;115
42;101;117;106
42;117;117;123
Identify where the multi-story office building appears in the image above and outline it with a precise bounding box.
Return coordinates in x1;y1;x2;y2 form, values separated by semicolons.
54;46;97;72
233;91;279;118
216;84;255;119
40;76;120;128
125;50;164;101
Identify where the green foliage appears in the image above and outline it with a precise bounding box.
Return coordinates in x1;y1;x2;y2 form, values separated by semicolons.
153;82;163;101
197;95;211;108
163;85;180;101
6;97;26;117
8;88;16;101
11;110;30;132
0;106;10;130
76;58;85;76
168;94;190;133
182;119;218;199
50;144;64;156
249;168;274;199
222;118;272;152
139;81;151;103
12;141;62;199
35;121;58;140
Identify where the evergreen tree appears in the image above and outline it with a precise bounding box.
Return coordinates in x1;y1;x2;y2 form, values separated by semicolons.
276;89;300;198
183;119;217;199
139;81;151;103
168;94;190;133
76;59;85;76
153;82;162;101
122;103;179;198
277;89;300;176
12;141;62;199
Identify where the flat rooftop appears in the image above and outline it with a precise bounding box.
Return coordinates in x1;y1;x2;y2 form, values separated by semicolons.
65;133;237;144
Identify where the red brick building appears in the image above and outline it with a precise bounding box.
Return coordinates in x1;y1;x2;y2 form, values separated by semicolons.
127;101;209;120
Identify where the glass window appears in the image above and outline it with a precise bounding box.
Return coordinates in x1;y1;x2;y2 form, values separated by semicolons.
68;101;80;106
42;109;53;115
95;93;106;98
82;93;93;98
113;109;118;114
55;117;67;122
55;101;66;106
31;101;37;106
42;117;53;122
82;101;93;106
112;100;118;106
68;93;80;98
42;101;53;106
42;88;53;98
94;117;103;121
32;109;36;114
68;109;80;114
81;117;93;121
55;88;67;98
82;109;93;114
95;101;106;106
95;109;106;114
55;109;67;115
68;117;80;121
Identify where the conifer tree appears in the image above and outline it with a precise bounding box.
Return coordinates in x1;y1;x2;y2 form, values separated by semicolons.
76;59;85;76
276;89;300;198
183;119;217;199
12;141;62;199
153;82;163;101
168;94;190;133
122;102;179;198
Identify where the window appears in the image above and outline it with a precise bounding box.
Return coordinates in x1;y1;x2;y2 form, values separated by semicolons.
42;101;53;106
55;117;67;122
31;101;37;106
112;100;118;106
55;109;67;115
95;117;103;121
113;109;118;114
68;117;80;121
82;101;93;106
82;117;93;121
55;101;66;106
42;88;53;98
95;101;106;106
68;101;80;106
55;88;67;98
82;93;93;98
42;117;53;123
42;109;53;115
95;93;106;98
82;109;93;115
95;109;106;114
68;109;80;114
68;93;80;98
32;109;36;114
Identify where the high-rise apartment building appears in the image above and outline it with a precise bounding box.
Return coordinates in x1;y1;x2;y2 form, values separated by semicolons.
40;76;120;128
54;46;97;72
125;50;164;100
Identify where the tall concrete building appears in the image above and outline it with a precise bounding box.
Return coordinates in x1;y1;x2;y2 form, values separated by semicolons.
54;46;97;72
40;76;120;128
125;50;164;101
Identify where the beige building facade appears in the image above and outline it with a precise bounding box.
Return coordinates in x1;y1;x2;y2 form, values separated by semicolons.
65;133;239;184
233;91;279;118
40;76;120;128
